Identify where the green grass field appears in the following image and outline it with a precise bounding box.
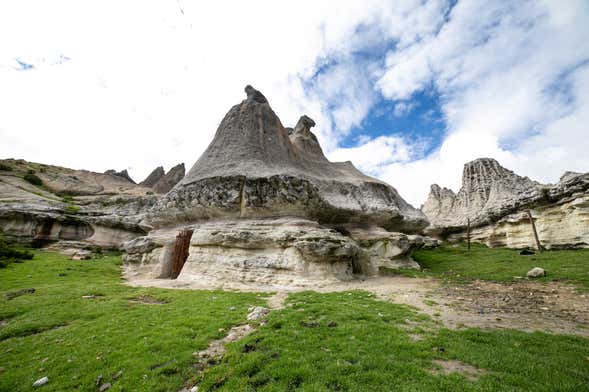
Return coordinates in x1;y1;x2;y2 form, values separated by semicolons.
413;243;589;289
0;252;264;391
1;250;589;391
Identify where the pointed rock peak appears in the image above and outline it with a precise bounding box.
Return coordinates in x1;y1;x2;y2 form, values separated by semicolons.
293;115;316;134
244;85;268;104
153;163;186;194
140;166;165;187
289;115;327;162
429;184;455;195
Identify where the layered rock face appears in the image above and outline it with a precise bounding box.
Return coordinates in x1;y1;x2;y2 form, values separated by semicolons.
125;86;432;288
0;159;157;249
145;85;427;233
422;158;589;249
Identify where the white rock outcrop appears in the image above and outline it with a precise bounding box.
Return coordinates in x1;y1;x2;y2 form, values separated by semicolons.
422;158;589;249
123;86;433;287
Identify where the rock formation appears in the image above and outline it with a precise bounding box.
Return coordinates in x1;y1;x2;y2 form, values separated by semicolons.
153;163;185;194
140;166;165;187
144;85;426;232
422;158;589;249
123;85;432;289
105;169;136;184
0;159;156;249
139;164;185;194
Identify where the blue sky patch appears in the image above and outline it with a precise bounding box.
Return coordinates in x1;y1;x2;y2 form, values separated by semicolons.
340;87;446;159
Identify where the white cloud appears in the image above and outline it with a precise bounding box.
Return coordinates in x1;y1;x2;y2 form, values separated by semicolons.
1;0;588;209
328;135;413;174
371;0;589;205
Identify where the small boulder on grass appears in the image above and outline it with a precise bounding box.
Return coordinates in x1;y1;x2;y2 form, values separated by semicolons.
527;267;546;278
32;376;48;387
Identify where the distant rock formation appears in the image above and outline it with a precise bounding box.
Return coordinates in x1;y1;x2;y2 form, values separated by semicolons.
153;163;185;194
0;159;156;249
124;86;433;289
140;166;165;187
105;169;136;184
422;158;589;249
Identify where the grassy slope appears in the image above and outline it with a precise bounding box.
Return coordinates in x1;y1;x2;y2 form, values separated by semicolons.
413;243;589;289
0;251;264;392
200;291;589;391
1;251;589;391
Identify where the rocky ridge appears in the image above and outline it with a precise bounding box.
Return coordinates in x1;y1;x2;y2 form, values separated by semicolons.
0;159;182;249
422;158;589;249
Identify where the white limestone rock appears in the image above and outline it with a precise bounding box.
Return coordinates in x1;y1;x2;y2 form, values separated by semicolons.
143;85;427;233
527;267;546;278
422;158;589;249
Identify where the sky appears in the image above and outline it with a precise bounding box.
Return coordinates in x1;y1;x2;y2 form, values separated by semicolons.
1;0;588;207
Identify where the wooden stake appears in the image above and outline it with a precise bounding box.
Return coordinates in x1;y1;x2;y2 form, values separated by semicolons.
466;218;471;251
526;210;542;253
170;229;194;279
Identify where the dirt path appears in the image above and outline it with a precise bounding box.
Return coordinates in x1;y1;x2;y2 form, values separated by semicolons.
180;292;288;392
128;275;589;337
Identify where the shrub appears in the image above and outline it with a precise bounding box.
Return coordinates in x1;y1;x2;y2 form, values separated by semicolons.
0;232;33;268
24;173;43;186
64;205;80;215
0;163;12;171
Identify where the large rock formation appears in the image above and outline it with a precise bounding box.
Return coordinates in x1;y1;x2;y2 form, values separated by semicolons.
422;158;589;249
144;85;426;232
0;159;156;249
124;86;432;288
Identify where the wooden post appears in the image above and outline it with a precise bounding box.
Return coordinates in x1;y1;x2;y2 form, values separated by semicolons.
466;218;471;251
170;229;194;279
526;210;542;253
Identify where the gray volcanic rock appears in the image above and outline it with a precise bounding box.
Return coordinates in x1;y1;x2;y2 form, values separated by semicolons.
153;163;185;194
146;85;427;232
105;169;135;184
422;158;589;249
140;166;165;187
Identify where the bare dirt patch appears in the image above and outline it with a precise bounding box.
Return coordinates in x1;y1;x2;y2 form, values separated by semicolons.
430;359;485;381
127;275;589;336
431;280;589;336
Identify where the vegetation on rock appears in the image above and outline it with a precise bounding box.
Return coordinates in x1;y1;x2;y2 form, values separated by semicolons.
23;172;43;186
0;232;33;268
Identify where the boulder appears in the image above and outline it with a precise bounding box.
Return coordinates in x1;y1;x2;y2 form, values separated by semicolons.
527;267;546;278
